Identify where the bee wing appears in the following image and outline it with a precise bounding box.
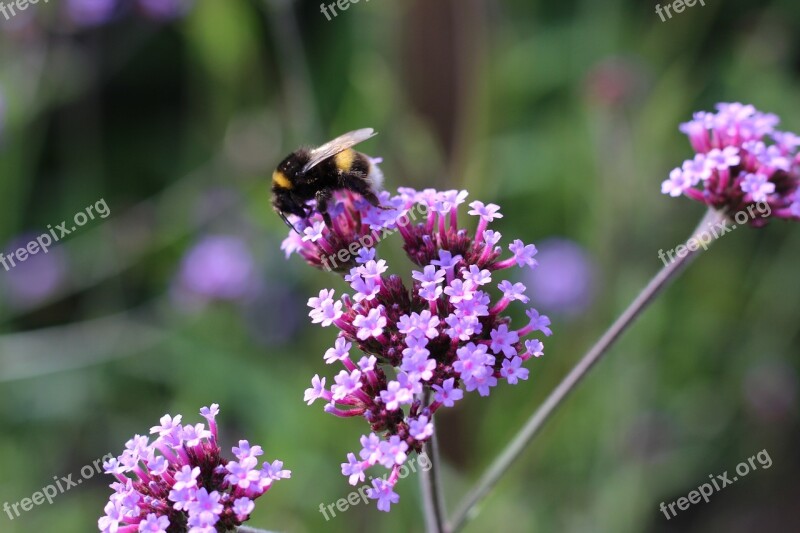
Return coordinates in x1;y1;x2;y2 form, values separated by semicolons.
302;128;377;173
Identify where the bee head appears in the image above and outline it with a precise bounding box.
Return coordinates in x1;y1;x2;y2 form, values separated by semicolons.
272;189;308;218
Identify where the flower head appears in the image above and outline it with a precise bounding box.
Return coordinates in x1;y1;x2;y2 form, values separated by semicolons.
663;103;800;225
98;405;289;532
290;188;552;511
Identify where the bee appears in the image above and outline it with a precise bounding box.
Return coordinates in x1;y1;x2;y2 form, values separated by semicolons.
271;128;385;232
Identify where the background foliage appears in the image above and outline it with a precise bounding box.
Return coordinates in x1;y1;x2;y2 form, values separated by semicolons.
1;0;799;531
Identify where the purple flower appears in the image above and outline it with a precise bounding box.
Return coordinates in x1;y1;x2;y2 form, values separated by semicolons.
525;309;553;336
664;103;800;225
431;249;463;271
433;378;464;407
467;201;503;221
408;415;434;441
308;289;344;326
740;173;775;203
413;265;445;286
176;235;256;302
232;498;255;521
303;220;326;242
497;280;529;303
324;337;352;364
380;378;414;410
353;307;387;340
67;0;117;27
368;478;400;512
289;188;552;510
443;279;476;304
661;168;692;197
501;357;530;384
524;238;595;316
506;240;538;269
342;453;367;485
489;324;520;358
332;369;363;401
98;405;289;532
463;265;492;286
525;339;545;358
138;513;170;532
1;234;69;310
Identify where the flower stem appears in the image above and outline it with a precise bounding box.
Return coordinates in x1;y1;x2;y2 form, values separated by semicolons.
237;527;278;533
419;422;447;533
447;208;727;532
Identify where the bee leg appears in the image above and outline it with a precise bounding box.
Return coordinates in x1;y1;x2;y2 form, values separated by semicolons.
341;173;387;209
315;189;334;228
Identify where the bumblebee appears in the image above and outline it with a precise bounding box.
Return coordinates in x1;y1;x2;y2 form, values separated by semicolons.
271;128;384;231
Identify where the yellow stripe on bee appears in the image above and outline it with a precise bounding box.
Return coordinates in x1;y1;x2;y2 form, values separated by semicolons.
272;170;292;189
334;149;356;172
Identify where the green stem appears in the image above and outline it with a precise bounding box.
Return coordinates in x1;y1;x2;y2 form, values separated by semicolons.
447;208;727;532
419;422;447;533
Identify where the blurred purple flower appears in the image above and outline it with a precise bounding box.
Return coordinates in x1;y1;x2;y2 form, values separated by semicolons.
523;238;594;317
66;0;117;28
138;0;193;20
1;234;69;310
175;235;257;303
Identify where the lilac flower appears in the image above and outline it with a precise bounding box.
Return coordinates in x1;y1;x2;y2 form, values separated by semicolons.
431;250;463;271
501;357;530;384
524;238;595;316
368;478;400;512
467;201;503;221
289;188;552;510
663;103;800;224
489;324;520;358
332;369;363;401
67;0;117;27
661;168;692;197
232;498;255;521
432;378;464;407
353;307;387;340
303;220;326;242
413;265;446;286
740;173;775;203
1;234;69;310
408;415;434;441
308;289;344;326
525;339;545;358
138;513;170;532
380;378;415;410
176;235;256;302
98;405;289;532
279;188;396;273
324;337;352;364
497;280;529;304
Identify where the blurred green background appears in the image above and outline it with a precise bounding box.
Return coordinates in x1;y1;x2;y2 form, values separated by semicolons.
1;0;799;531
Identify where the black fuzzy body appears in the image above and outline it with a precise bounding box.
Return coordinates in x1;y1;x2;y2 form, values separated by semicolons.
271;148;380;227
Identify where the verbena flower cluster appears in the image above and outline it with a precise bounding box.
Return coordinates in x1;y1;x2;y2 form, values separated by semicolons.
661;102;800;225
285;188;553;512
99;405;290;533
